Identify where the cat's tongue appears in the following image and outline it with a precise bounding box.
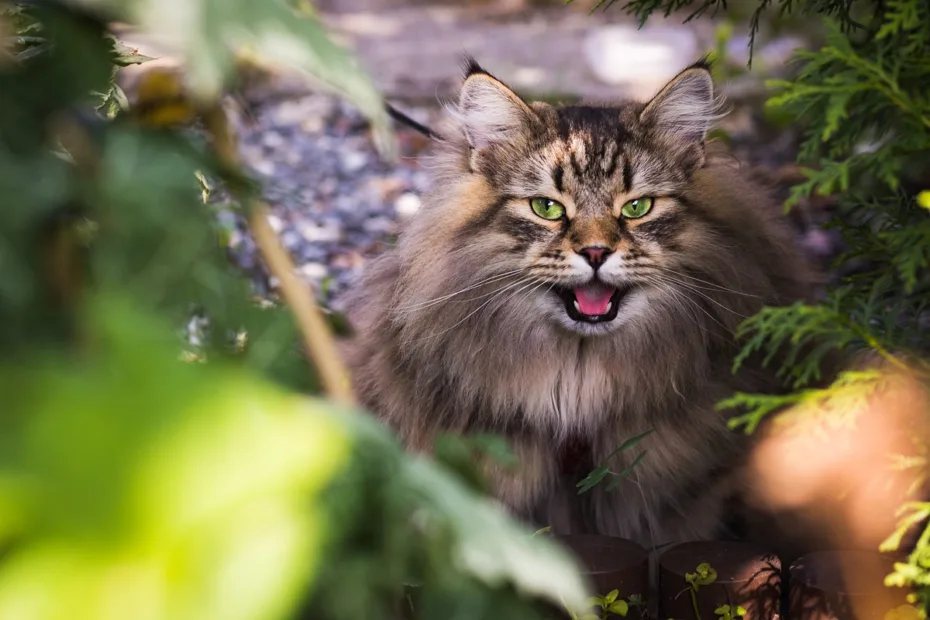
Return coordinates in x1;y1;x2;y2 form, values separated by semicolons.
573;283;615;315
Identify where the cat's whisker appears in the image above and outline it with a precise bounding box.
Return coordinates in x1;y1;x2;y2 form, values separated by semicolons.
641;275;722;336
446;278;537;306
396;269;524;310
435;277;541;337
646;272;751;319
404;276;538;344
510;279;548;309
640;276;703;332
655;281;731;332
490;278;546;313
652;266;761;298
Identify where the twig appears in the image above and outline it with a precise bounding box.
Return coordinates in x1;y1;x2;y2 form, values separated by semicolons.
249;204;355;403
202;102;355;404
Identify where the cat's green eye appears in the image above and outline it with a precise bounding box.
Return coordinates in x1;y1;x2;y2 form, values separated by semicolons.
620;197;654;219
530;197;566;221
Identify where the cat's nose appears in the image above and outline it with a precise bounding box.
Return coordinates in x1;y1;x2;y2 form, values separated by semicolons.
577;246;612;269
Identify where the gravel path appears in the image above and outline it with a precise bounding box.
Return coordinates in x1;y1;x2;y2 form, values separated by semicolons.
223;94;438;312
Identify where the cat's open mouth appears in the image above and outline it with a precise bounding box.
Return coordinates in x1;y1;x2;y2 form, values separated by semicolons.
555;282;632;323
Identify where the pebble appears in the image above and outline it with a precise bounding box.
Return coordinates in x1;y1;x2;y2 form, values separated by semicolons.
342;151;368;173
583;24;698;93
299;221;341;243
225;91;435;306
299;262;329;281
266;213;285;233
395;192;421;218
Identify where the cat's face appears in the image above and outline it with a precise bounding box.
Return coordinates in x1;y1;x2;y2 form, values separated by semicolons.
447;60;728;337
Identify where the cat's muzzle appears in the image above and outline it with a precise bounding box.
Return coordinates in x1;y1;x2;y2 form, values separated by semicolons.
554;282;633;324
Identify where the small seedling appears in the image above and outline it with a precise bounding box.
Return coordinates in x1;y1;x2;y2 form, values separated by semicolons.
714;604;747;620
626;594;646;611
685;562;718;591
565;589;634;619
588;589;630;618
682;562;718;620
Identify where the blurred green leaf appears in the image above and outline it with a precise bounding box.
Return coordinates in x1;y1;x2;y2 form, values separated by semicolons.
607;599;629;616
0;294;351;620
109;37;155;65
66;0;395;157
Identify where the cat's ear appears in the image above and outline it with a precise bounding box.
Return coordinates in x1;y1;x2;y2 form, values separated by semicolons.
455;58;538;151
639;60;724;144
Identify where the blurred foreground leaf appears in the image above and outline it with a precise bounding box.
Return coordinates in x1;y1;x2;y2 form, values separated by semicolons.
65;0;395;156
0;295;351;620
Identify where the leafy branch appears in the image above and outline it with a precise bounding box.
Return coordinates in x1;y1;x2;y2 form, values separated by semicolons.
576;430;654;494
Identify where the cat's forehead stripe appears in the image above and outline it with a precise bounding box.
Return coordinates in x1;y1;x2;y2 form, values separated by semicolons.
552;165;565;193
622;159;634;193
601;141;620;177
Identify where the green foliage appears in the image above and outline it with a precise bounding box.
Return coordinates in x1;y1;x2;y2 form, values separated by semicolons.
685;562;718;591
588;589;629;618
59;0;394;155
714;604;748;620
575;429;654;494
766;19;930;206
0;1;591;619
683;562;718;620
0;296;350;620
564;589;640;619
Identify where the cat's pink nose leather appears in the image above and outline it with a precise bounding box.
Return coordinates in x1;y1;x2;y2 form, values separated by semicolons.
577;246;611;268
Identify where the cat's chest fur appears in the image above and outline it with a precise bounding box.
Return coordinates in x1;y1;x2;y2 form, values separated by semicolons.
480;339;645;437
460;326;702;442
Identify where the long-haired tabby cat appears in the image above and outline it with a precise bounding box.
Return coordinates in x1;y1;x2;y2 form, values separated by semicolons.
343;57;817;551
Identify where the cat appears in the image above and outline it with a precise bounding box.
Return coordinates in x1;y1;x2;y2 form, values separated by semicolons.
342;57;819;551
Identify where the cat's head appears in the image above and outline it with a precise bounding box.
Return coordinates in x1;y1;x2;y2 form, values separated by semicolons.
398;58;786;341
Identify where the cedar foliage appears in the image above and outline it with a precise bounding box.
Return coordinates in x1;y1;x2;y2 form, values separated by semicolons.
609;0;930;609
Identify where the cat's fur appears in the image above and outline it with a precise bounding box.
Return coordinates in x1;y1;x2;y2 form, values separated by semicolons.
343;58;817;550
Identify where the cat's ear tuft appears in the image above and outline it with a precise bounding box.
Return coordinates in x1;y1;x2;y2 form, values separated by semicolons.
640;61;725;143
453;64;537;151
461;55;490;80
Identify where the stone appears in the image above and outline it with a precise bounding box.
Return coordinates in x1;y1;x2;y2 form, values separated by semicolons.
583;24;699;96
395;192;421;218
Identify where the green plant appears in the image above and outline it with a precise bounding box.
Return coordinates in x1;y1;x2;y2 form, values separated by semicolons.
576;429;654;494
567;589;637;619
683;562;718;620
714;604;747;620
0;1;592;619
592;589;631;618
